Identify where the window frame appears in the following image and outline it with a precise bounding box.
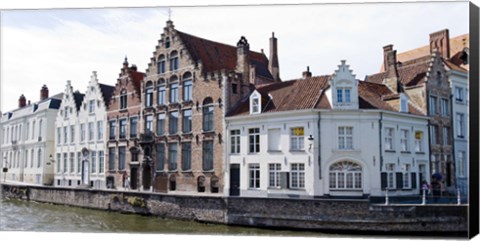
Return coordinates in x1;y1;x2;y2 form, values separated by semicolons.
230;129;241;154
248;128;260;153
290;163;305;189
338;126;353;150
248;163;261;189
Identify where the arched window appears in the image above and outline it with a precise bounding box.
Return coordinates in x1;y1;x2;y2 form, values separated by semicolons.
145;82;153;107
182;72;193;102
37;149;42;168
169;51;179;71
32;121;36;140
120;89;127;109
30;149;34;168
38;119;43;139
157;79;166;105
169;76;179;103
329;161;362;190
157;55;166;74
202;97;214;132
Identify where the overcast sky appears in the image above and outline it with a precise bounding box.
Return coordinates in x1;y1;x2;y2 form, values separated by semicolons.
0;0;470;112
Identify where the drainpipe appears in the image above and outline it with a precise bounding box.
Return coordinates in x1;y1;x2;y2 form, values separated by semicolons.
317;112;322;180
449;92;456;190
379;112;383;172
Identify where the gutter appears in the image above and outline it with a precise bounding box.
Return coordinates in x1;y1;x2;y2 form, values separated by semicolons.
379;112;383;172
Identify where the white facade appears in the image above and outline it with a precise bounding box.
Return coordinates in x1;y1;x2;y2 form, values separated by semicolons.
449;69;469;197
54;72;113;189
0;91;62;185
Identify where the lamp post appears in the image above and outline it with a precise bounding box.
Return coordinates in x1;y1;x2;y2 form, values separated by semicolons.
2;156;8;183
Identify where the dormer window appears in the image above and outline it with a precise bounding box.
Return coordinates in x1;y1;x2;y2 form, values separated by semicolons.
400;94;408;113
250;90;261;114
329;60;359;110
337;88;351;103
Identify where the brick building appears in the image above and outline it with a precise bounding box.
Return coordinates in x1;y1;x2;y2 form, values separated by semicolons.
106;58;145;189
137;20;277;194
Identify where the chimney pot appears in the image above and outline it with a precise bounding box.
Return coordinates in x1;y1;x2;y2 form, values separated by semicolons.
302;66;312;79
18;94;26;108
40;85;49;100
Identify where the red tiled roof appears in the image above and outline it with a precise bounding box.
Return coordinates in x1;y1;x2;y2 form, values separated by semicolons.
176;30;273;79
366;61;430;87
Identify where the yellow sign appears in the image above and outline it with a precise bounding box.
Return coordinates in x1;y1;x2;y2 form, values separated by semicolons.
415;131;423;140
292;127;304;136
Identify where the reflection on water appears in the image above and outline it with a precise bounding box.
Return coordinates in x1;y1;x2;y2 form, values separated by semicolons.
0;198;337;237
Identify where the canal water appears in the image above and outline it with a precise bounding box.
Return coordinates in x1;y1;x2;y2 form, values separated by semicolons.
0;197;343;239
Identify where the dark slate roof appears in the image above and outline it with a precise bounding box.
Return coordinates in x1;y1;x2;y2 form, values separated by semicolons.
176;30;273;79
73;91;85;111
365;61;430;87
48;98;62;109
99;83;115;107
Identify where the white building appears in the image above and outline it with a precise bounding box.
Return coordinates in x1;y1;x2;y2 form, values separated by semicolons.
54;72;115;189
0;86;62;185
225;61;430;198
446;61;469;197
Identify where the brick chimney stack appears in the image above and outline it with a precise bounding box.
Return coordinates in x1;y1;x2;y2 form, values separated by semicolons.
429;29;450;59
236;36;250;84
382;45;399;93
40;85;49;100
269;32;280;81
18;94;26;108
302;66;312;79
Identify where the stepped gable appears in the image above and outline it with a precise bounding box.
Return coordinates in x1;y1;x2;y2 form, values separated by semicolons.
176;30;273;79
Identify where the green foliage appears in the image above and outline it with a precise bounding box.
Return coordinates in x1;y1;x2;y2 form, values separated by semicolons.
127;196;146;208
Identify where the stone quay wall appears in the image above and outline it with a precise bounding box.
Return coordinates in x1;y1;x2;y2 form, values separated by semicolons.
1;184;468;235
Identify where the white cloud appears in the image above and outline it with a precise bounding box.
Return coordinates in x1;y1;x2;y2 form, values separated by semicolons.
0;1;469;112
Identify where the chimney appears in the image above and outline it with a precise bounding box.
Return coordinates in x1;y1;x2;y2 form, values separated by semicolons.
236;36;250;83
429;29;450;59
382;45;399;93
302;66;312;79
40;85;49;100
269;32;280;81
18;94;26;108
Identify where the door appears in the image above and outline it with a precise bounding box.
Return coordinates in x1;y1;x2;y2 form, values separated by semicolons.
229;164;240;196
142;165;151;190
130;167;138;190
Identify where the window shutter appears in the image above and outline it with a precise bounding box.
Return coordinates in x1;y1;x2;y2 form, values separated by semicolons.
411;173;417;189
396;172;403;189
381;172;387;190
280;172;290;189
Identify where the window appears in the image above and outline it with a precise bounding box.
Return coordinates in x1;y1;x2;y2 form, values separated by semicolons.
400;95;408;112
455;87;464;102
32;121;36;140
456;113;465;138
97;121;103;140
108;147;115;171
414;131;424;152
63;153;68;173
89;100;95;113
88;151;96;174
118;147;126;170
157;55;166;74
337;88;351;103
182;109;192;133
156;144;165;171
290;163;305;189
203;140;214;171
183;72;192;102
26;123;29;141
108;121;115;140
70;126;75;143
145;82;154;107
203;99;214;132
81;123;86;142
169;111;178;134
329;161;362;190
440;98;449;116
230;129;241;154
429;96;437;114
181;142;191;171
88;122;94;141
268;163;281;188
385;164;395;189
248;128;260;153
119;119;127;139
443;127;450;145
385;127;394;151
232;83;238;94
430;125;438;145
38;120;43;139
169;51;178;71
168;143;178;171
170;78;179;104
165;37;170;48
77;152;81;174
153;113;164;136
249;163;260;189
98;151;104;174
130;117;138;138
63;126;68;144
402;164;411;189
56;153;61;173
30;150;34;168
290;127;304;151
400;129;409;152
251;95;260;114
145;115;153;133
64;107;69;118
70;153;74;173
338;126;353;149
57;127;61;145
458;151;466;177
120;89;127;110
157;82;166;105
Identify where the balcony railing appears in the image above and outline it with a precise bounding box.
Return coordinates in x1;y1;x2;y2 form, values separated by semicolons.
139;130;154;143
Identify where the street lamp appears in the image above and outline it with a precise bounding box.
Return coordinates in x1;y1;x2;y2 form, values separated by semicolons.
2;156;8;183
